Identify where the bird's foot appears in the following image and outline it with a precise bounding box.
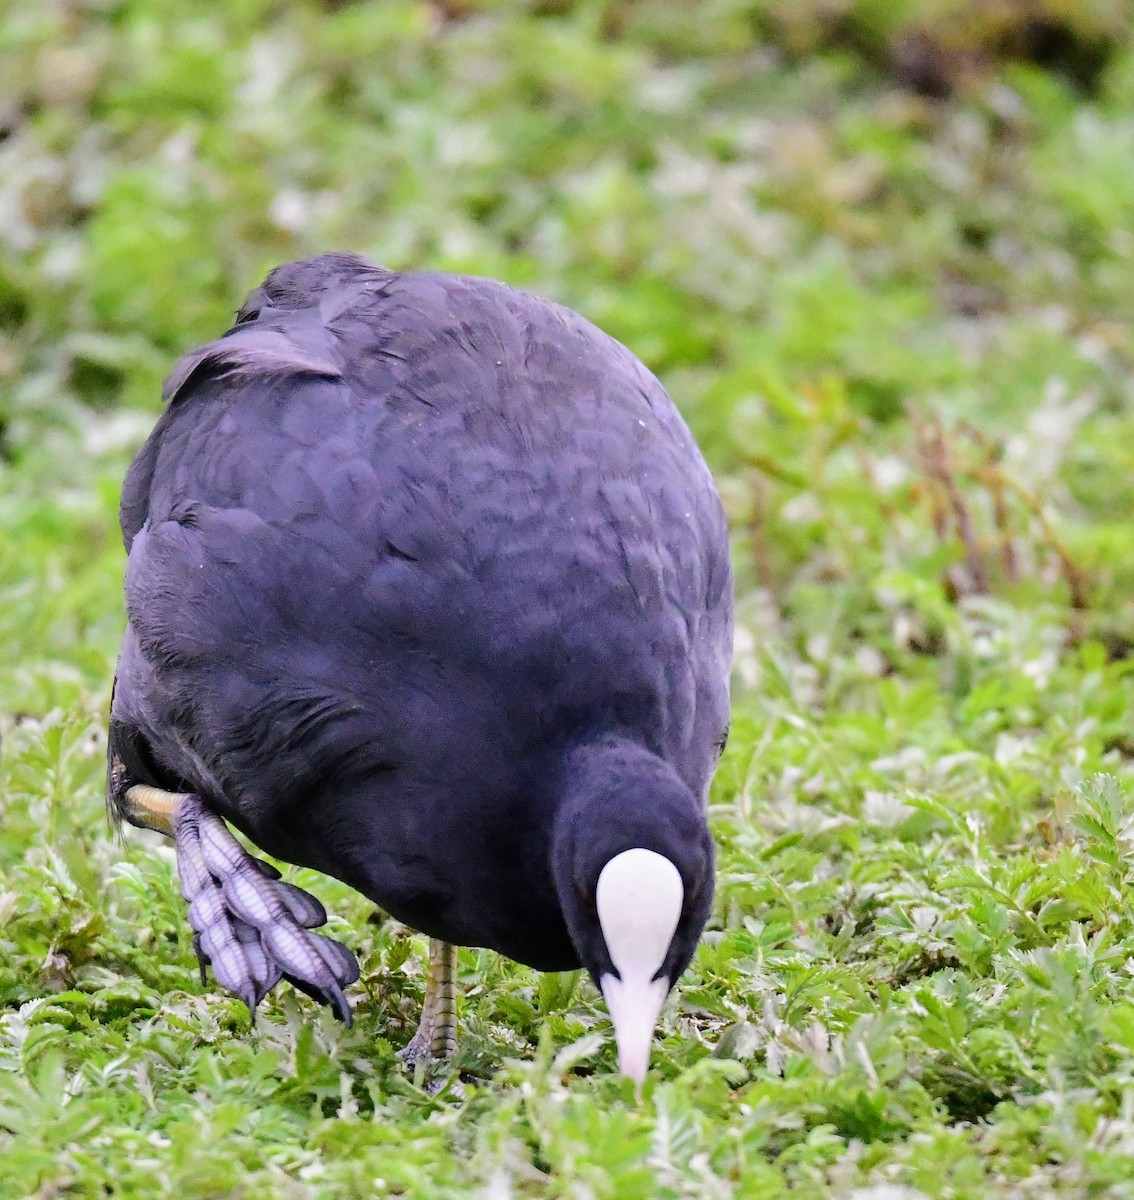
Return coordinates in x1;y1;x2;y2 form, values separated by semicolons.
398;938;460;1092
123;786;359;1023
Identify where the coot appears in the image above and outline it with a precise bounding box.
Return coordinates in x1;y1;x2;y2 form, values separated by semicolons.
108;253;732;1083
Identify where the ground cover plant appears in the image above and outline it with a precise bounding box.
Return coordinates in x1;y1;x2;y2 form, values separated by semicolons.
3;1;1134;1195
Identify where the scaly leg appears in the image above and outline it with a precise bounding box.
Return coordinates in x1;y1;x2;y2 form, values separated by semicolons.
398;938;458;1066
122;785;359;1022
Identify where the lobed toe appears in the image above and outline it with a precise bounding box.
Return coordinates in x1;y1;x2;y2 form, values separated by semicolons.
171;795;359;1023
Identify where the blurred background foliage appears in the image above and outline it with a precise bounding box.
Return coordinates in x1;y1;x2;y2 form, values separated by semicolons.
4;1;1134;1196
4;0;1134;666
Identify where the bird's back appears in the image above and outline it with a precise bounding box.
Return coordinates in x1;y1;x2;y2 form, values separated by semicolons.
112;254;731;963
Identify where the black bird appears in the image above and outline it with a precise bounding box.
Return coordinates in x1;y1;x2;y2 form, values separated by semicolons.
108;253;732;1082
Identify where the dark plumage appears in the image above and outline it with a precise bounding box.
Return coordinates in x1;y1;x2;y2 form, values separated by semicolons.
109;253;732;1079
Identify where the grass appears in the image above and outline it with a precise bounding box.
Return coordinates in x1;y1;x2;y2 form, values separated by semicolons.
3;0;1134;1195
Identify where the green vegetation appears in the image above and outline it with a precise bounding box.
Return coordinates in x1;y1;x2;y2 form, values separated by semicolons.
4;1;1134;1195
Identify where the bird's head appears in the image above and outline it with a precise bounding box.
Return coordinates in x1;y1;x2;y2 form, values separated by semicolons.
551;738;715;1085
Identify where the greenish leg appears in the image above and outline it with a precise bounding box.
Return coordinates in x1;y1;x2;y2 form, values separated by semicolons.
122;783;193;836
400;938;459;1067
